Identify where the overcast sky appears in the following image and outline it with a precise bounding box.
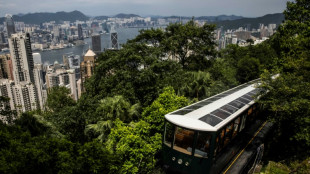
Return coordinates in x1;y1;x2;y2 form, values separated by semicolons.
0;0;290;18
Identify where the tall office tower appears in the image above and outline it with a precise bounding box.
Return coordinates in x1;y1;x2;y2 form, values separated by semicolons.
76;79;82;99
53;25;60;42
110;31;119;49
78;24;83;40
80;49;96;93
67;69;77;101
92;34;101;53
63;54;70;69
8;33;39;112
33;63;47;110
5;14;16;37
0;32;6;44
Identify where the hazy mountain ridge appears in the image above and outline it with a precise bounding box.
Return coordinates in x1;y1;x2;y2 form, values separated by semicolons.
0;10;89;24
0;11;283;30
212;13;285;30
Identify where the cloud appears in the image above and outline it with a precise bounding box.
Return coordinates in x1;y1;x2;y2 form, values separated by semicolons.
0;0;288;17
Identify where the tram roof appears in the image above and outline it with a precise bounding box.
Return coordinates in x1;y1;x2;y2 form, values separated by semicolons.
165;79;261;132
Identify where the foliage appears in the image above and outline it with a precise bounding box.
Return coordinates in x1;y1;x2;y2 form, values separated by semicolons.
259;0;310;148
106;119;162;174
162;20;217;70
0;96;17;124
142;87;188;134
0;121;113;174
46;86;76;113
209;58;239;87
180;71;228;100
95;95;141;123
85;95;141;142
85;45;187;106
237;56;260;83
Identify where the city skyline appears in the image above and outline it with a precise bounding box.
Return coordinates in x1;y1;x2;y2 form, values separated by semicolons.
1;0;290;18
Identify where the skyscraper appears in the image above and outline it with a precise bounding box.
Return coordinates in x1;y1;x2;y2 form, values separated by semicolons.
0;32;6;44
110;32;119;49
78;24;83;40
92;34;101;53
110;25;119;50
5;14;16;37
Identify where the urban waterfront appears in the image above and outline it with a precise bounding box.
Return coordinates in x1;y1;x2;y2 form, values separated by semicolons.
38;27;145;64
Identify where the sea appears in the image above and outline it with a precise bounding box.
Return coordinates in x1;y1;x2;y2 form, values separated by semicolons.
40;27;144;65
1;27;155;65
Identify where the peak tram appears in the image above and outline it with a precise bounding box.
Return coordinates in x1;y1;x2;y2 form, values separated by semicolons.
162;80;269;174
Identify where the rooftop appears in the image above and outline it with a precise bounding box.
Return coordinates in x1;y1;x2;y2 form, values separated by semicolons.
165;80;261;132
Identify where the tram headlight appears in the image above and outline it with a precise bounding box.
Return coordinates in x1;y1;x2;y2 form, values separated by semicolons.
185;162;189;166
178;159;183;164
172;157;176;161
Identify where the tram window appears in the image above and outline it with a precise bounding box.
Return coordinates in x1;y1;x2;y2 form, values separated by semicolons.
194;132;211;158
214;129;225;156
240;113;247;131
223;123;233;147
164;122;175;147
248;107;253;115
232;117;241;139
173;127;194;155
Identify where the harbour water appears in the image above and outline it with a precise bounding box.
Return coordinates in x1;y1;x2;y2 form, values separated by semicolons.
39;27;144;64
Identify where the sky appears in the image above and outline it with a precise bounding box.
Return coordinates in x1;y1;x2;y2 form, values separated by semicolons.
0;0;290;18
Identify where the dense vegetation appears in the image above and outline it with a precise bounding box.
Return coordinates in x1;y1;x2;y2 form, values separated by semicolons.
0;0;309;173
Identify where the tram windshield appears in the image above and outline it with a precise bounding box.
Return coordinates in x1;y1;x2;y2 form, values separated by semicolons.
164;122;194;155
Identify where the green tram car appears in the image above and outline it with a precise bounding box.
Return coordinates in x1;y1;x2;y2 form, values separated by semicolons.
163;81;263;174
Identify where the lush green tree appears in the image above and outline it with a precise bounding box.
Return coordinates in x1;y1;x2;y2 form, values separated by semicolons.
0;96;16;124
46;86;76;113
237;56;261;83
85;95;141;142
142;87;188;134
259;0;310;151
106;119;161;174
162;20;217;70
85;44;187;107
209;58;239;87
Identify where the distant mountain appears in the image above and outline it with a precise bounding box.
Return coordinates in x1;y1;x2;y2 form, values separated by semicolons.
212;13;285;30
94;16;109;20
114;13;140;18
0;10;89;24
151;15;244;22
196;15;244;21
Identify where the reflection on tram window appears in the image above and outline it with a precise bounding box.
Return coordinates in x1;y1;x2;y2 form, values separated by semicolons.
232;117;241;139
195;132;211;158
173;127;194;155
164;122;175;147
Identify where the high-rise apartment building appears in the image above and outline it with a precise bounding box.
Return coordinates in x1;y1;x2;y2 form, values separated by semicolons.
5;14;16;37
7;33;40;112
9;33;35;84
0;54;14;81
45;64;78;101
92;34;101;53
